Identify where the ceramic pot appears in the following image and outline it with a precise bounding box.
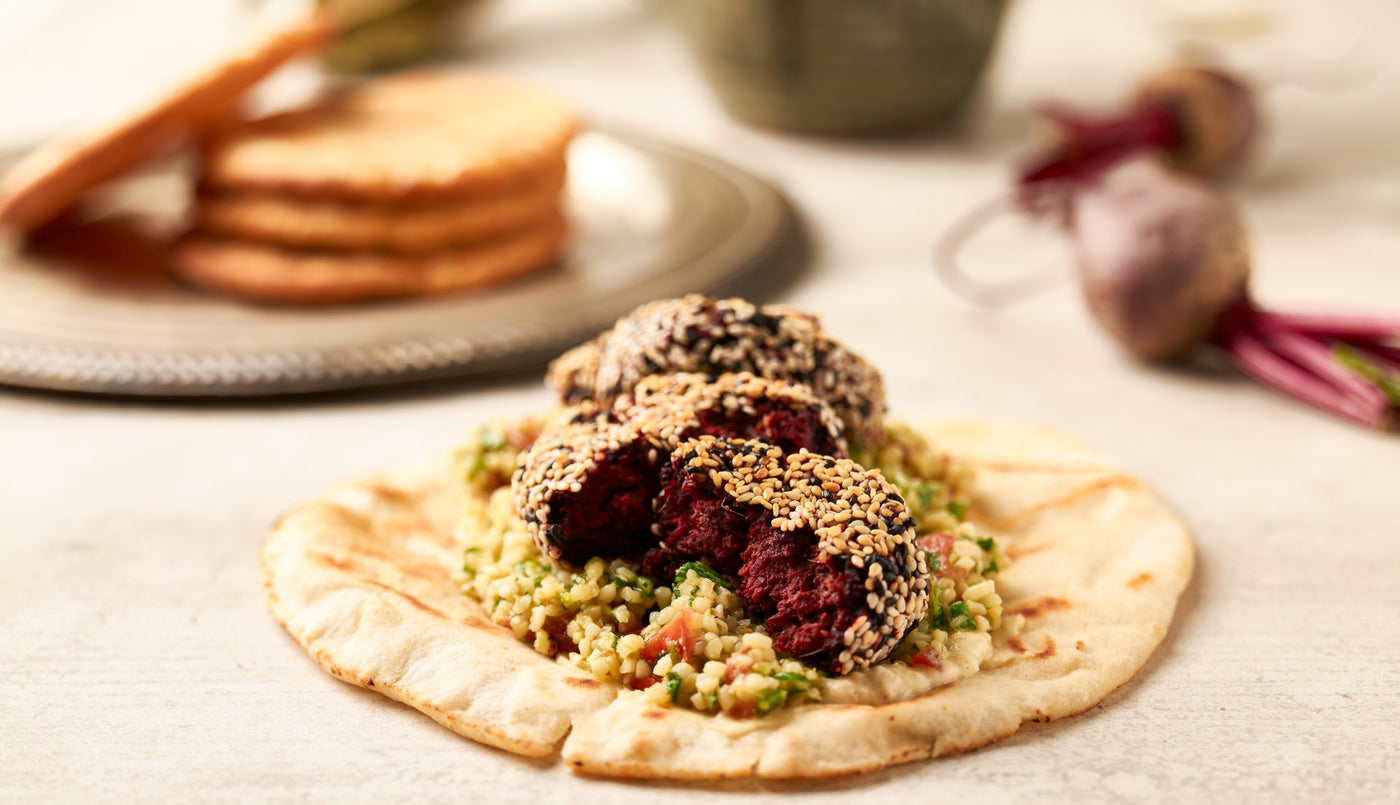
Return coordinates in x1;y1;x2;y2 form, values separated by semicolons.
671;0;1010;136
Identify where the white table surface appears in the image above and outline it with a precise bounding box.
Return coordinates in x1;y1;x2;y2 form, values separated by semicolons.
3;1;1399;801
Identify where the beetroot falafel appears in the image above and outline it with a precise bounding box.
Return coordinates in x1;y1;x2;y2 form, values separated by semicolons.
515;373;846;568
646;436;930;675
545;295;887;446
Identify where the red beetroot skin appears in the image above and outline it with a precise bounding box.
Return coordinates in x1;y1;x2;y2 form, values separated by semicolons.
646;461;868;670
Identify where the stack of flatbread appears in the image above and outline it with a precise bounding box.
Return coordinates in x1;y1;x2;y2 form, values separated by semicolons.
0;15;576;305
180;72;576;304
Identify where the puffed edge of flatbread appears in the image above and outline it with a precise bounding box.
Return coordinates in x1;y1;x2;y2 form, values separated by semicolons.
260;419;1194;778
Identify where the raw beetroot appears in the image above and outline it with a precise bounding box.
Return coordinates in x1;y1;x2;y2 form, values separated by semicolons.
937;60;1395;430
1071;164;1398;429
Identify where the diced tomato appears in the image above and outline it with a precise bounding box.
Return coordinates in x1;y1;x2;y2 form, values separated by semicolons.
915;532;958;577
641;608;698;664
908;649;943;670
507;419;543;451
540;615;577;654
723;655;753;684
628;676;658;691
728;700;756;720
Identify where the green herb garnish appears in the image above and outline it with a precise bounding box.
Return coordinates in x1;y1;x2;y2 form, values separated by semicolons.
674;560;731;591
916;483;935;512
664;672;682;702
479;423;507;451
947;501;967;519
462;547;482;574
921;549;942;574
976;537;996;552
771;671;812;690
930;595;949;630
756;688;788;715
949;601;977;630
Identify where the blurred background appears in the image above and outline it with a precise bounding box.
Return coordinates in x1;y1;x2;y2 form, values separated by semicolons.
1;0;1398;392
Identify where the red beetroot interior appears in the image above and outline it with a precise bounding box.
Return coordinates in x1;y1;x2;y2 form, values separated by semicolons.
548;397;845;564
693;402;843;457
553;439;659;566
646;462;865;670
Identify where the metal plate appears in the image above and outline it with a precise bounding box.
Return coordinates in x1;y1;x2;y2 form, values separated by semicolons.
0;131;805;396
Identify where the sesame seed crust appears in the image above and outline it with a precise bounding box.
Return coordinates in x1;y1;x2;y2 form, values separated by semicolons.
665;436;930;675
544;295;887;445
514;372;848;566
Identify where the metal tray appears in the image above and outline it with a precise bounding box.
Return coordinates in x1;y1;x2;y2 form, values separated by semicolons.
0;131;804;396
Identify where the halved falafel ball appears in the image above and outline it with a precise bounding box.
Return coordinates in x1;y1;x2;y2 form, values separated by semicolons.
545;295;887;446
515;373;847;568
645;436;930;675
625;372;846;458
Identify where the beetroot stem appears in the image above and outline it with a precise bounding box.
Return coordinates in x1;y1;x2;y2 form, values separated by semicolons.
1254;309;1400;340
1017;101;1180;193
1338;340;1400;370
1223;328;1390;429
1262;331;1389;411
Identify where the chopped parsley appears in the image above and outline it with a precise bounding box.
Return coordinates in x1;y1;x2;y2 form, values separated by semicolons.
756;688;789;715
930;595;949;630
771;671;812;690
462;547;482;574
479;423;507;451
664;672;682;702
947;501;967;520
949;601;977;631
674;560;731;591
915;482;935;511
608;572;654;594
921;549;942;573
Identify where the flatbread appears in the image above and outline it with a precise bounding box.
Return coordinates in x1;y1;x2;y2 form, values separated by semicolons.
199;71;578;202
194;164;565;253
0;16;334;235
261;419;1194;779
174;211;565;304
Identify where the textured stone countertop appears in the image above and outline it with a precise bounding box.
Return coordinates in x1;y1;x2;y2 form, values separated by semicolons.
3;0;1398;802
